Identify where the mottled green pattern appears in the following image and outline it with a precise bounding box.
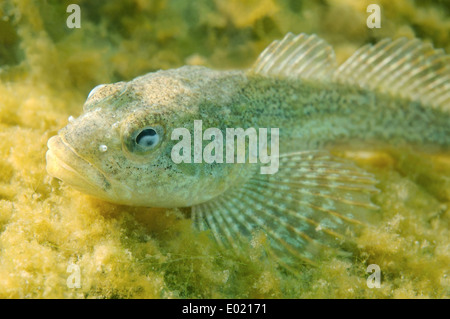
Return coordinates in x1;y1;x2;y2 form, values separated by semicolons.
236;76;450;149
0;0;449;299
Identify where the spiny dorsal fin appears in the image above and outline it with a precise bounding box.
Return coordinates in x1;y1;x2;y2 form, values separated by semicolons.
333;37;450;110
250;33;336;81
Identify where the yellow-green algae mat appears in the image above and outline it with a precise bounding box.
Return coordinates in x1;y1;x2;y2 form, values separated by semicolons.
0;0;449;298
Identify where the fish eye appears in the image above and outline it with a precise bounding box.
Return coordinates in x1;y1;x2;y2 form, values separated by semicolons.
135;128;160;149
122;124;164;158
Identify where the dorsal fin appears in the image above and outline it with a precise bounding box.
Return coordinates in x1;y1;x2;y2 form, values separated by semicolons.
332;37;450;110
250;33;336;81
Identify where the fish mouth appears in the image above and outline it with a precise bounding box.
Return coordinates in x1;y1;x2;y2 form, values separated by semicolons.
46;135;113;198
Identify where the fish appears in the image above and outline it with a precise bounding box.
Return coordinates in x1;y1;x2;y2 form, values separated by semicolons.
46;33;450;270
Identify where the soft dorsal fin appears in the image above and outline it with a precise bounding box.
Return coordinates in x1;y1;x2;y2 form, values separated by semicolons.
251;33;449;111
332;37;450;110
250;33;336;81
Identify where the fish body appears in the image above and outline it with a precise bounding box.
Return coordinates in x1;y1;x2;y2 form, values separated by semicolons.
46;33;450;267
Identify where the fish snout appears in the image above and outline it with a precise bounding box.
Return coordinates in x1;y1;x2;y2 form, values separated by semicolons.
46;135;113;196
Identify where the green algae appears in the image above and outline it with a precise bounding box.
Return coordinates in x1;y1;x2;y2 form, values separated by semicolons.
0;0;448;298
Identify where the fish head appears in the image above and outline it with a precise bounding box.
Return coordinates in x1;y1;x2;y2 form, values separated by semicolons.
46;66;249;207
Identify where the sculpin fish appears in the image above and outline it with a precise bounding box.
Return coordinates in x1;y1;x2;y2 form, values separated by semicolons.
46;33;450;267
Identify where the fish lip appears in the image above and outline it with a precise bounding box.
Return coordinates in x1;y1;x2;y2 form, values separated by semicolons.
46;135;112;195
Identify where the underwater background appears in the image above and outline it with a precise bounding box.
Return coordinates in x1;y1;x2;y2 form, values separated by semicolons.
0;0;449;298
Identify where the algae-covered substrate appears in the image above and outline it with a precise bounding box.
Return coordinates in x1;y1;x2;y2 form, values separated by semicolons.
0;0;449;298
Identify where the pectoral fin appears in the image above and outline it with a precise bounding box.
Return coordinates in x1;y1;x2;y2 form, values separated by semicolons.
191;150;380;271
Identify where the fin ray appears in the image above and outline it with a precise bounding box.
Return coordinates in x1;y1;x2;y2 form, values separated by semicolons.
251;33;449;110
333;37;450;110
191;151;379;270
250;33;336;81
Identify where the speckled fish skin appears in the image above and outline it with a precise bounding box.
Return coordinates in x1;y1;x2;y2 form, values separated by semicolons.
46;33;450;266
46;66;449;207
47;67;252;207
